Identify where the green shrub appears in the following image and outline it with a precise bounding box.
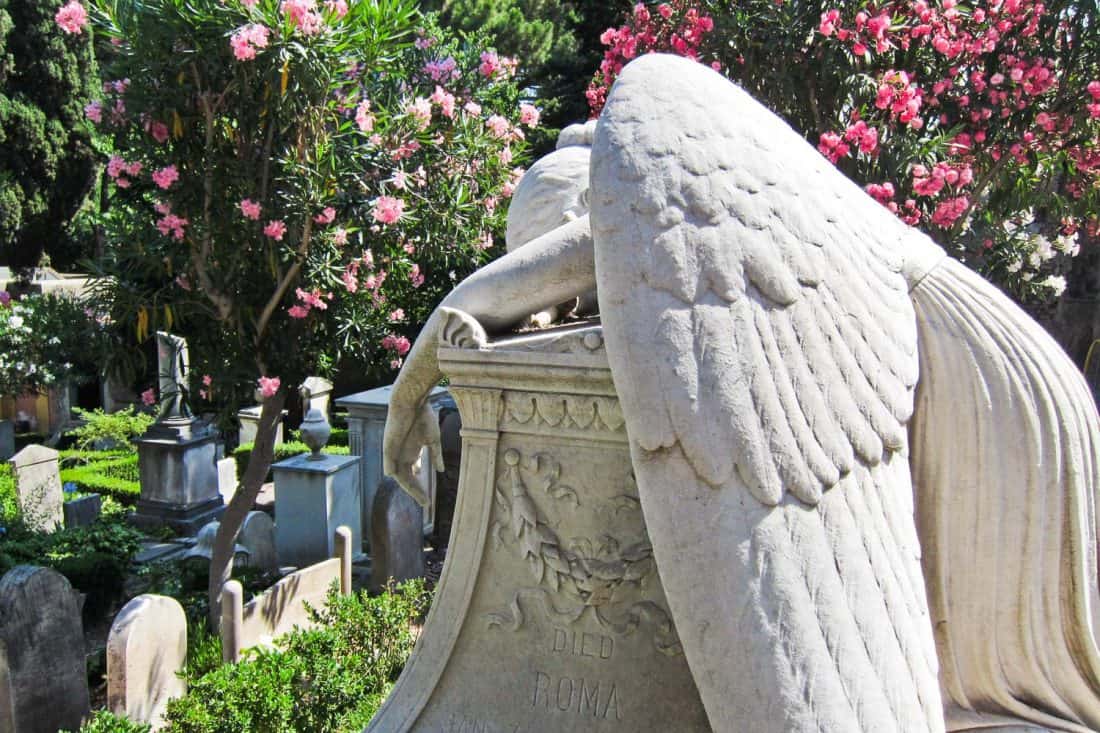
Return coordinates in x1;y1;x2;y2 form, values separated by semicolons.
66;408;154;452
232;442;350;484
0;463;16;526
165;580;431;733
0;514;143;604
287;427;348;448
59;452;141;505
63;709;151;733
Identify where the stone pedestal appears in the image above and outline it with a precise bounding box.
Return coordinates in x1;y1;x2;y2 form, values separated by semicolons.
0;420;13;461
337;385;453;549
367;320;708;733
236;407;286;446
132;421;224;535
272;453;362;568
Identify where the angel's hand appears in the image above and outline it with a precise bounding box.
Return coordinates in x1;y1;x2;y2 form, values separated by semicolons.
383;397;444;507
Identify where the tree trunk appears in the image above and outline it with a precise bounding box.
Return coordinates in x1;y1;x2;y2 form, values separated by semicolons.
207;390;287;630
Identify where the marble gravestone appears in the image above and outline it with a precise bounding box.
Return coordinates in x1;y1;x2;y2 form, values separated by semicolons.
108;594;187;730
369;477;425;592
8;445;63;532
133;332;224;534
239;510;277;572
0;566;90;733
336;385;453;549
367;323;709;732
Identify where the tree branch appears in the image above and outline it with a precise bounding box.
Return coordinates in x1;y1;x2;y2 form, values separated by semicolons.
255;218;313;346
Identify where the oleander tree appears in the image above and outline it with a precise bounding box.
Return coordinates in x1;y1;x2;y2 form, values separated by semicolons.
0;0;99;270
586;0;1100;317
69;0;535;625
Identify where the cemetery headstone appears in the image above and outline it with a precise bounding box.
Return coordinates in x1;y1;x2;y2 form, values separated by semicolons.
236;405;286;446
8;445;62;532
0;566;90;733
301;376;334;421
272;411;362;567
366;322;708;732
239;511;277;572
217;456;238;503
0;420;13;462
335;384;453;549
133;332;224;534
369;477;425;592
64;492;102;528
222;526;352;663
108;594;187;730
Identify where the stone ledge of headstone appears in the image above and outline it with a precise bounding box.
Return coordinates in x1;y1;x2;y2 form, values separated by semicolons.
64;493;102;528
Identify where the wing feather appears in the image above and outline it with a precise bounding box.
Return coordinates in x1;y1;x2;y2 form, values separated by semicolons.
591;54;941;732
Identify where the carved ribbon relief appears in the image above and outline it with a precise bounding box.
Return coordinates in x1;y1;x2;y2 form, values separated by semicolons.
485;448;680;655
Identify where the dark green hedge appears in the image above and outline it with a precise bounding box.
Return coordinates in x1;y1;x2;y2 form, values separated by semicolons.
59;451;141;506
232;441;351;483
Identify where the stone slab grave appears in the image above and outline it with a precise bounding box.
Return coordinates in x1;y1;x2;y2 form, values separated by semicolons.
367;323;708;732
237;406;286;446
0;420;13;462
221;526;353;662
217;456;238;503
64;492;102;528
239;510;277;572
369;476;425;592
108;594;187;730
0;565;90;733
8;444;62;532
272;449;362;568
336;385;453;549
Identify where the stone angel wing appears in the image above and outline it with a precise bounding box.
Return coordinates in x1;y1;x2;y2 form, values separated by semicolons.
590;55;944;732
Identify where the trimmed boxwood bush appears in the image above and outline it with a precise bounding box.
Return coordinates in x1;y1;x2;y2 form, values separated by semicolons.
59;450;141;505
232;442;351;484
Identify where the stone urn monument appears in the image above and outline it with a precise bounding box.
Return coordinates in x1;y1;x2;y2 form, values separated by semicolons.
367;318;709;732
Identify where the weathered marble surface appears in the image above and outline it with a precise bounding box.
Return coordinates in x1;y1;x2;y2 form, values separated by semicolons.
368;323;708;733
108;594;187;730
9;444;62;532
221;526;352;663
0;566;89;733
381;54;1100;732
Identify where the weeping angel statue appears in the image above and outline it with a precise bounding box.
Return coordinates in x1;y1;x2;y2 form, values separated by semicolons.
384;54;1100;732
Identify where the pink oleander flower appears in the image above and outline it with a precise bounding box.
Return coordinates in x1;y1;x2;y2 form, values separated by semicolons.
485;115;510;138
519;103;540;127
430;86;456;118
409;263;424;288
281;0;323;35
258;376;281;398
264;220;287;240
242;0;258;5
355;100;375;132
324;0;348;16
372;196;405;225
84;101;103;124
107;155;127;179
333;228;349;246
152;165;179;190
157;214;189;241
407;97;432;129
141;388;157;406
479;51;499;78
295;287;329;310
463;101;482;116
288;305;310;319
148;120;170;143
55;1;88;34
390;358;403;370
231;24;270;61
240;199;262;220
389;308;405;322
314;207;336;225
202;374;213;386
382;333;412;356
175;273;192;291
390;169;409;190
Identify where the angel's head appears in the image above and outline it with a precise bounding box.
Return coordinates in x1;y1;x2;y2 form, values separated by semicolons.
505;120;595;253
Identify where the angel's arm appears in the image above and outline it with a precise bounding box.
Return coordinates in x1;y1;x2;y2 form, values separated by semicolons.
383;215;595;502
